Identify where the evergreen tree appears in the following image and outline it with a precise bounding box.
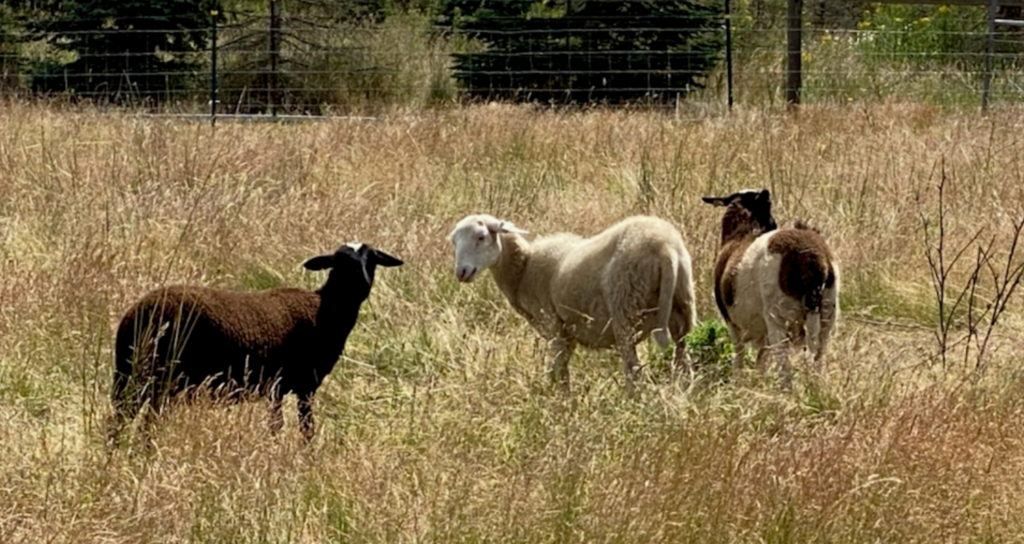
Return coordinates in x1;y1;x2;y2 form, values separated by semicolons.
443;0;724;104
31;0;218;103
0;0;33;92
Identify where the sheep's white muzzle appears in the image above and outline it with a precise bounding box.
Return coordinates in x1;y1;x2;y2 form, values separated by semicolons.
456;265;478;283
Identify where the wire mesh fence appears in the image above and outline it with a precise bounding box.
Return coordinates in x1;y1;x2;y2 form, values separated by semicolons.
1;3;1022;116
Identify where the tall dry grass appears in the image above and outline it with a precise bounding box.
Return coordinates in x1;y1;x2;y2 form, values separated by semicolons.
1;100;1024;543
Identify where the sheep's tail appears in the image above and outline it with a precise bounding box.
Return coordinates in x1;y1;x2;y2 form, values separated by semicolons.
653;247;678;349
805;263;836;359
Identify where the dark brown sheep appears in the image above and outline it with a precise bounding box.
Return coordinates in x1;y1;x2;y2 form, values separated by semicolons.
108;243;403;444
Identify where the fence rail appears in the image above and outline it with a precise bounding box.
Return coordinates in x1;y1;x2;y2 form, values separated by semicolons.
1;6;1022;116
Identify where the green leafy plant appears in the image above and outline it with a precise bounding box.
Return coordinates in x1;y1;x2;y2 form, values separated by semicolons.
855;4;987;67
685;318;735;382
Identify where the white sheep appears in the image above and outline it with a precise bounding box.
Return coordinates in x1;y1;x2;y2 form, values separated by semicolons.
702;189;839;389
449;214;696;391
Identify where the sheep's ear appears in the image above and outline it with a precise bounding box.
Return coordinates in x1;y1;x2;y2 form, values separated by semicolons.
499;221;529;235
757;189;771;202
303;254;334;271
371;249;404;268
702;196;730;207
484;217;528;235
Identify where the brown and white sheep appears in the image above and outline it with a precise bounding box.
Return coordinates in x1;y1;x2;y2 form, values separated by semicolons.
449;214;696;392
108;242;403;444
702;189;839;389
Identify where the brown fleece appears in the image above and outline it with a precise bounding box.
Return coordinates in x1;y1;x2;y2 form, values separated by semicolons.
114;285;337;399
713;204;767;325
768;228;836;311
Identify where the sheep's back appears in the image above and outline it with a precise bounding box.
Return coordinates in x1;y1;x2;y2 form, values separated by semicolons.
549;216;687;346
122;286;318;344
117;285;321;391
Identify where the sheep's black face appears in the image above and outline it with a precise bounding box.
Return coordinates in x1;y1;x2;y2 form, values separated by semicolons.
702;189;778;239
736;189;777;233
304;243;404;290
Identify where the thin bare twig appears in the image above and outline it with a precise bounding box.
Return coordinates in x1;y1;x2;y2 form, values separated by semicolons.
919;164;1024;381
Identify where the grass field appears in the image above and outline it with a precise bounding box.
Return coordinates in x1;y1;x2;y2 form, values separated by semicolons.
1;100;1024;543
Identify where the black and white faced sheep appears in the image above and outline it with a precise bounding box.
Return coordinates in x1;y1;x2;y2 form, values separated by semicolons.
108;243;403;444
702;189;839;389
449;214;697;392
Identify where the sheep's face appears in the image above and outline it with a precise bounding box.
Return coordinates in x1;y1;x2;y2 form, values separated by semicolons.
702;189;778;243
304;242;404;289
449;214;527;283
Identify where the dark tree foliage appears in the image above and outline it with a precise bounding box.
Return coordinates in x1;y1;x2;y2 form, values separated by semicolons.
0;1;45;92
286;0;390;24
1;3;22;91
443;0;724;104
212;0;395;115
31;0;219;103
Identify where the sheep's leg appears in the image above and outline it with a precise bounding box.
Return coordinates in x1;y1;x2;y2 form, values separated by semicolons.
804;314;826;378
809;318;834;381
616;342;641;396
671;277;697;380
134;374;171;452
813;324;832;374
106;400;138;449
611;323;642;396
733;347;749;374
105;411;126;448
813;298;838;375
297;392;315;442
670;314;693;381
548;335;576;391
778;351;793;391
766;324;793;391
726;322;747;373
107;371;140;448
754;344;769;370
137;400;163;453
672;336;692;380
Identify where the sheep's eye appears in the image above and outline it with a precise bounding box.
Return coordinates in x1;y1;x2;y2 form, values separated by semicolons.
476;234;487;242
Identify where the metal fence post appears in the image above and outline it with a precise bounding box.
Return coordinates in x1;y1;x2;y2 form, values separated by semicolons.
983;0;998;112
210;9;219;126
786;0;802;109
725;0;734;110
270;0;281;117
